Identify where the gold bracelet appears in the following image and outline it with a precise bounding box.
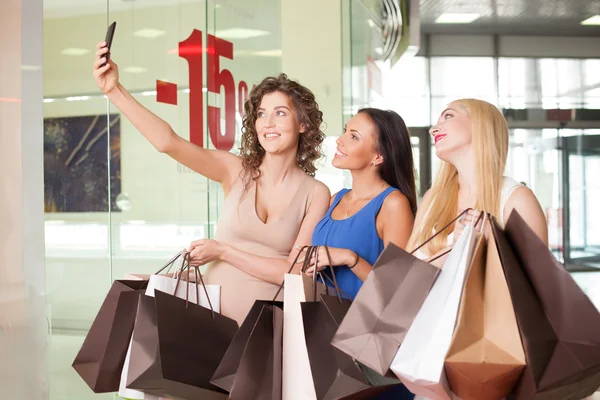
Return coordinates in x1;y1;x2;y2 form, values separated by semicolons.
348;252;360;269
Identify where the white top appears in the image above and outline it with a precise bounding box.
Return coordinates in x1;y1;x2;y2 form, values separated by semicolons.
415;176;524;259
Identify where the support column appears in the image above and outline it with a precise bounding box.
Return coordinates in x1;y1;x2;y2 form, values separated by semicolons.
0;0;48;397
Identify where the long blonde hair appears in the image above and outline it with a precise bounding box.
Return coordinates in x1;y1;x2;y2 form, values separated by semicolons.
407;99;509;256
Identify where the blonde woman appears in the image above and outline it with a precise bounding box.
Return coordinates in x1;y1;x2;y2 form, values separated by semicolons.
408;99;548;257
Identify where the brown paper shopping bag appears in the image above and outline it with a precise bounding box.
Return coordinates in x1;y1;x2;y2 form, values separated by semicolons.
445;217;526;400
211;299;284;398
331;210;475;377
495;212;600;400
72;279;147;393
126;265;237;399
228;302;284;400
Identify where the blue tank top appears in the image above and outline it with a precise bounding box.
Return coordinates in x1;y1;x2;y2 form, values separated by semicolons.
311;186;415;400
311;187;396;300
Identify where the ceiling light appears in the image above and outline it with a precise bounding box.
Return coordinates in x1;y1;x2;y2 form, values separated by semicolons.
60;48;90;56
66;96;89;102
581;15;600;25
43;98;55;103
21;65;41;71
374;47;383;55
133;28;166;39
142;90;157;96
253;49;282;57
435;13;480;24
215;28;270;40
123;66;148;74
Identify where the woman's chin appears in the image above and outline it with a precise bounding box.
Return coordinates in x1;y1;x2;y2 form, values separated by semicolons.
331;157;346;169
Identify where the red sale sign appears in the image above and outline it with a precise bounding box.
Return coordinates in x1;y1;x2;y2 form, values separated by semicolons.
156;29;251;151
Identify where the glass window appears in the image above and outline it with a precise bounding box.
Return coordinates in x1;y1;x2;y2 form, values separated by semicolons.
381;57;429;127
499;58;600;110
430;57;496;123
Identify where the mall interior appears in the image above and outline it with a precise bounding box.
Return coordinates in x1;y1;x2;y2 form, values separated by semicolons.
2;0;600;398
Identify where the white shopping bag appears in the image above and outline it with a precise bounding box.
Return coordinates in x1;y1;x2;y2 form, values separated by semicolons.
282;273;318;400
144;273;220;307
391;224;479;400
118;271;221;399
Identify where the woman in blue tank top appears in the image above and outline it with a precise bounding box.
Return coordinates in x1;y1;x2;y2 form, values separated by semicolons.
307;108;418;399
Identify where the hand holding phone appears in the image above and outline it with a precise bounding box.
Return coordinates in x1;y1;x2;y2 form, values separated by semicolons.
101;21;117;68
94;22;119;94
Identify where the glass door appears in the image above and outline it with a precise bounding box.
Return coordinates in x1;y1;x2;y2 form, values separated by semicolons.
506;128;600;271
409;127;432;200
562;134;600;270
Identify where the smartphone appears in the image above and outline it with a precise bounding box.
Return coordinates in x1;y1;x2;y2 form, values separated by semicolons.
101;21;117;67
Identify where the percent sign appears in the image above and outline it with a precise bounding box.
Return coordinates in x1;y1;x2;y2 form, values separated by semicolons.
156;29;251;151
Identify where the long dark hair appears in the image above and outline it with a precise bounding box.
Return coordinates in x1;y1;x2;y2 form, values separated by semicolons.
358;108;417;215
240;74;324;191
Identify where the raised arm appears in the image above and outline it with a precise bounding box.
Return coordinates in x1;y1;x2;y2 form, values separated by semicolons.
93;42;241;192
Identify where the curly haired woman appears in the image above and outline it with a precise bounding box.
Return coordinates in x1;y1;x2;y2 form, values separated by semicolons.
94;42;330;324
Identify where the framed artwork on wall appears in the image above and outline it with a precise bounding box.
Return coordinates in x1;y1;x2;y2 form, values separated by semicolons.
44;114;121;213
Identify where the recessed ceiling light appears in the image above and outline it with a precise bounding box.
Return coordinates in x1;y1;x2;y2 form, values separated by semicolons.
215;28;270;40
21;65;41;71
253;49;282;57
581;15;600;25
123;66;148;74
133;28;166;39
435;13;480;24
43;98;55;103
60;48;90;56
142;90;157;96
66;96;89;102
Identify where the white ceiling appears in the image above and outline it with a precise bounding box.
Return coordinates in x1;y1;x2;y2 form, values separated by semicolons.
43;0;204;19
44;0;600;36
420;0;600;36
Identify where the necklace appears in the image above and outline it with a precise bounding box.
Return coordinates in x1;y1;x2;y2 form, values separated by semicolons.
343;184;386;219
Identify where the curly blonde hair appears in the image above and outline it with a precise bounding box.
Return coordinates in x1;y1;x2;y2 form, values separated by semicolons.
239;73;324;191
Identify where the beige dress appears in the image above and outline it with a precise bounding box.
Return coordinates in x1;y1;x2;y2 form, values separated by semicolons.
203;174;318;325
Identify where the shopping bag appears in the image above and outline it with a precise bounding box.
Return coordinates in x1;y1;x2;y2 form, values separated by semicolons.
124;263;233;399
445;217;526;400
494;211;600;400
72;279;147;393
391;224;479;400
211;300;283;397
330;210;474;377
229;302;284;400
282;246;326;400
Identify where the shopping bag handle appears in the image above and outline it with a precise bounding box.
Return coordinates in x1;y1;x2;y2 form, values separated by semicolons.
410;208;473;255
272;245;315;300
422;210;487;263
319;245;350;303
172;253;216;318
154;250;186;276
